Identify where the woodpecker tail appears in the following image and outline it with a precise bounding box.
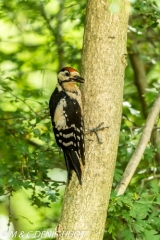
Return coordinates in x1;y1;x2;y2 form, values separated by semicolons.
63;150;82;184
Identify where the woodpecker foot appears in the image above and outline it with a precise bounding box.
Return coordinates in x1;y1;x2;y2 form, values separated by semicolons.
85;122;109;143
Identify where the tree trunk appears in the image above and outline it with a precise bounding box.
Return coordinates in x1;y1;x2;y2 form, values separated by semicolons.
56;1;129;239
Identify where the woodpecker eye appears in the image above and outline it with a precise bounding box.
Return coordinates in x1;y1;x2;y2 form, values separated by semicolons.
65;71;70;77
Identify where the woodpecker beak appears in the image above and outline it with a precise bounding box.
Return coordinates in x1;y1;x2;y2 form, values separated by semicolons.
70;76;85;83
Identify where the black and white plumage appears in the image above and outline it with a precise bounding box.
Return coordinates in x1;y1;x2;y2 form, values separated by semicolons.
49;67;85;184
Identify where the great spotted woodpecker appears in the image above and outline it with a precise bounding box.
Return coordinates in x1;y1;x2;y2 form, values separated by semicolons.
49;67;85;184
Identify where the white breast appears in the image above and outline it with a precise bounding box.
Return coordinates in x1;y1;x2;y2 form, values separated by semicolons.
54;98;67;130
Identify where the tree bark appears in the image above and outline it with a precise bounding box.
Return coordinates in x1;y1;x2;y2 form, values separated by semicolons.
56;1;129;239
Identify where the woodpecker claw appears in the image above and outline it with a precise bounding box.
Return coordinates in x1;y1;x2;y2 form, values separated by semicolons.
85;122;109;143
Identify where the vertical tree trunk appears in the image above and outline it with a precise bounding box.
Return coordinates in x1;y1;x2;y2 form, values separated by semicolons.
56;1;129;240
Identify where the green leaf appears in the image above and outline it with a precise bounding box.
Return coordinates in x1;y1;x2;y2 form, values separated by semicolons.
144;230;159;240
108;221;115;234
121;229;135;240
151;22;159;28
150;180;159;194
33;128;41;137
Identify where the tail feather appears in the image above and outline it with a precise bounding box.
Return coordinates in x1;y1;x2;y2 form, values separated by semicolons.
64;150;82;184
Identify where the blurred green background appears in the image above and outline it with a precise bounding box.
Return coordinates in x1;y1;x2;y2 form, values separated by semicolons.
0;0;160;239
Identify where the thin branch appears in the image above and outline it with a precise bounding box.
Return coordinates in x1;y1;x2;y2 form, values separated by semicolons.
0;117;27;120
128;47;148;118
10;92;38;116
116;92;160;196
153;126;160;131
0;109;49;121
16;177;66;185
40;1;65;69
141;174;160;188
40;3;55;36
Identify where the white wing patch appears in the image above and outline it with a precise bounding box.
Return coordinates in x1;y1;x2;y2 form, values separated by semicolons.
62;141;74;147
54;98;67;130
63;133;74;138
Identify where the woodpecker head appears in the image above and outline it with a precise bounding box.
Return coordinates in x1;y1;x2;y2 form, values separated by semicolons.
58;67;85;85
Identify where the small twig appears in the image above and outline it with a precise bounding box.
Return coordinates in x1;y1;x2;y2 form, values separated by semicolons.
3;191;12;196
85;122;109;143
128;48;148;118
0;116;27;120
141;174;160;188
10;93;38;116
7;195;12;229
17;215;33;225
40;3;55;36
16;177;66;185
152;126;160;132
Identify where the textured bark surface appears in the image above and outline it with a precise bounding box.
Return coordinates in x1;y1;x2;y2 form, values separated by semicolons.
56;1;129;239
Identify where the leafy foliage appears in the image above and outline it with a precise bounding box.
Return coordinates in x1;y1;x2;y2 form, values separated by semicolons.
132;0;160;28
105;183;160;240
0;77;63;207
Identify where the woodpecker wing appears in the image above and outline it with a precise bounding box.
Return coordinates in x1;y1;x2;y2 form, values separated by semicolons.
61;94;85;163
49;87;85;183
